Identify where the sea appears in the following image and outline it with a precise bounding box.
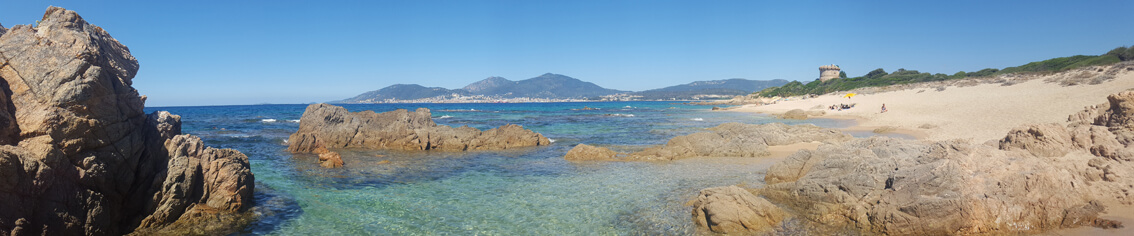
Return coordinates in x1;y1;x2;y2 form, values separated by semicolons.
146;101;886;235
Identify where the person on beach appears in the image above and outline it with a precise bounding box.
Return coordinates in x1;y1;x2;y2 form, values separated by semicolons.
881;104;887;113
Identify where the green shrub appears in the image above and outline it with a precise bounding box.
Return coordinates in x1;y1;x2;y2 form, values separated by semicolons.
1106;46;1134;61
756;45;1129;98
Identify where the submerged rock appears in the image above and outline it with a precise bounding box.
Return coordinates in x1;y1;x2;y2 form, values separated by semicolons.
318;151;344;168
287;103;550;154
564;144;619;161
0;7;253;235
567;122;849;161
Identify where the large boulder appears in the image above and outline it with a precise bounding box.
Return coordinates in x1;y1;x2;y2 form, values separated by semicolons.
287;103;551;153
0;7;253;235
690;186;786;234
1000;123;1075;157
567;122;849;161
759;137;1117;235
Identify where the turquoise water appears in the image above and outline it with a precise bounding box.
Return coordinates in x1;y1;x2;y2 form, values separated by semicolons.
147;102;854;235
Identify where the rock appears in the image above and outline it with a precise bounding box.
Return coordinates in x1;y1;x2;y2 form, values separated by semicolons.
287;103;550;153
1000;123;1074;157
872;126;898;134
564;144;619;161
760;137;1114;235
711;106;721;111
318;151;343;168
567;123;849;161
630;123;849;160
690;186;786;234
0;7;253;235
137;135;254;229
780;109;809;119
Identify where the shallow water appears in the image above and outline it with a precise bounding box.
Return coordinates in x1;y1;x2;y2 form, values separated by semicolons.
147;102;854;235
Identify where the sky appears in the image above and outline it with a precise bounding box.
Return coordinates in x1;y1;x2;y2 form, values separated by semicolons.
1;0;1131;106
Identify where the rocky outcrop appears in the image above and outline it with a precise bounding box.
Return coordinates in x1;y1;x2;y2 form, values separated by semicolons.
567;122;849;161
0;7;253;235
760;137;1117;235
690;186;786;234
694;91;1134;235
287;103;551;154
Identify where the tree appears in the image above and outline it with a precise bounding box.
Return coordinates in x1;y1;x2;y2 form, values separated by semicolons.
1107;46;1133;61
839;71;848;79
865;68;888;79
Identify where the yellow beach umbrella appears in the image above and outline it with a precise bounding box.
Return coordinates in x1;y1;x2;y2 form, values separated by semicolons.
843;93;857;98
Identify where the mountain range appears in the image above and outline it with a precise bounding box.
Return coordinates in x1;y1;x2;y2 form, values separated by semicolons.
337;73;787;103
630;78;789;100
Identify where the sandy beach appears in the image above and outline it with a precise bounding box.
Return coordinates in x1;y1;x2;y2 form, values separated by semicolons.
733;65;1134;143
728;64;1134;235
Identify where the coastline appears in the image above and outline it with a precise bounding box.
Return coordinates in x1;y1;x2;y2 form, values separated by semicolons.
713;64;1134;235
728;67;1134;143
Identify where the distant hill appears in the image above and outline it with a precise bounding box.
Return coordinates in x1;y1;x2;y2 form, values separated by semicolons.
339;74;788;103
341;84;467;103
339;73;626;103
459;73;626;98
632;79;789;100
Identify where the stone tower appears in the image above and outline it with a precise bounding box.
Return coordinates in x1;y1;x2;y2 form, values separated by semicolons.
819;65;841;82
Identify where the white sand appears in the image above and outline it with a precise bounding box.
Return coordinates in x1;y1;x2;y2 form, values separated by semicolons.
734;66;1134;143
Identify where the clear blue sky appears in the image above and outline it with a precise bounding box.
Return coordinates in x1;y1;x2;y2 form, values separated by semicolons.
2;1;1131;106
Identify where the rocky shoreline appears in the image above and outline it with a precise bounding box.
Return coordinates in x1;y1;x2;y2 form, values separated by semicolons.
0;7;253;235
688;91;1134;235
566;122;849;161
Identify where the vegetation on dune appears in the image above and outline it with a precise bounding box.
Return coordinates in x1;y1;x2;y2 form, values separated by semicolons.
757;45;1133;98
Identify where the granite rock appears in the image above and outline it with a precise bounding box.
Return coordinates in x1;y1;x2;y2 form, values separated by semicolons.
567;122;849;161
0;7;253;235
690;186;786;234
564;144;619;161
287;103;550;154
